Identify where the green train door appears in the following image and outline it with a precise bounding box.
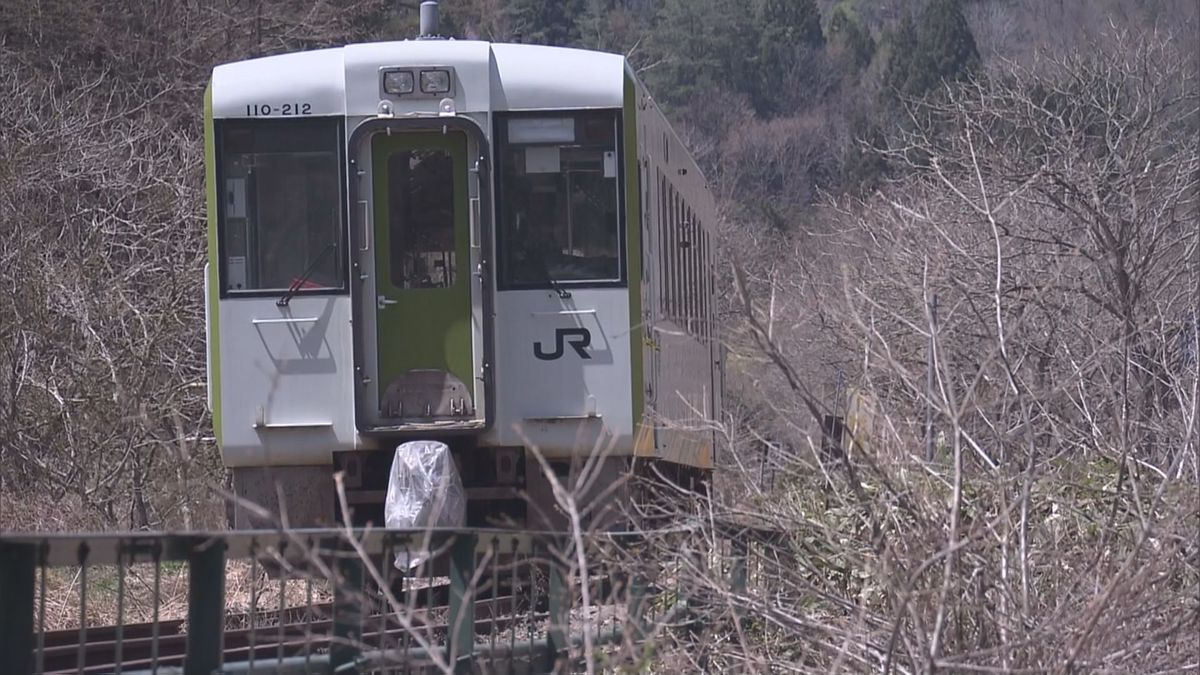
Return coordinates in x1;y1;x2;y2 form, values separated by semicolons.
372;130;476;424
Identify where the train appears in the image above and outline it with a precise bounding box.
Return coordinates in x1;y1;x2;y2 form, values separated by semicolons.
203;2;722;530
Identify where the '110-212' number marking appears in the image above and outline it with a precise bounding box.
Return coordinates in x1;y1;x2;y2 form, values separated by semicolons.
246;103;313;116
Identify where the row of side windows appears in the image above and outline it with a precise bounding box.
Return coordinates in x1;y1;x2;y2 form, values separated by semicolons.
657;171;713;340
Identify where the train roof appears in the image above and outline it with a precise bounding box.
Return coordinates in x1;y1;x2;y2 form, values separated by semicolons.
210;40;629;119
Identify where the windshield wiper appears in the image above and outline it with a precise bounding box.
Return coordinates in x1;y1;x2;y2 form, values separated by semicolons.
277;242;338;307
542;267;571;299
549;273;573;296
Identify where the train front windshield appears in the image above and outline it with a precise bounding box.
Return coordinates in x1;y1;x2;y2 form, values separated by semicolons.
496;111;623;289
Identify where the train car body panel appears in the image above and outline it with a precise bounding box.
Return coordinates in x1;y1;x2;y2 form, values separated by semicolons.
489;43;625;111
216;296;358;467
344;41;492;116
628;72;722;471
205;35;722;527
486;287;633;455
212;47;347;118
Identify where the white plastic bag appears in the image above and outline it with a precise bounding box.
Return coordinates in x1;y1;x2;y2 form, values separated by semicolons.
384;440;466;570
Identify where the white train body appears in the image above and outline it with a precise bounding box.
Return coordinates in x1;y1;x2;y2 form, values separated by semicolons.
204;37;721;528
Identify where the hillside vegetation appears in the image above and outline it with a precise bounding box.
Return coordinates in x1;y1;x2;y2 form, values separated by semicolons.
0;1;1196;670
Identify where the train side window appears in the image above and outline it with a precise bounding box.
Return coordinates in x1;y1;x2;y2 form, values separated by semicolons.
638;163;647;279
700;235;710;338
673;193;683;321
666;186;676;319
687;206;697;333
217;118;343;294
698;225;708;339
700;225;705;338
693;212;702;335
659;175;669;315
496;111;623;288
668;190;677;320
680;200;688;325
695;222;704;337
685;206;695;333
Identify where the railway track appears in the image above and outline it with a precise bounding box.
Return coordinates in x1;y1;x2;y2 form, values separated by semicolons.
40;611;330;673
36;575;579;674
39;584;454;673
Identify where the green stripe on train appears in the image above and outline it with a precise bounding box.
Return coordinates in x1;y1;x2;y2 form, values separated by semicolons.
624;70;644;430
204;81;222;446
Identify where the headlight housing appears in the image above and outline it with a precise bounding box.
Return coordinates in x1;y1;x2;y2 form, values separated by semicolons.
382;70;415;95
420;69;452;94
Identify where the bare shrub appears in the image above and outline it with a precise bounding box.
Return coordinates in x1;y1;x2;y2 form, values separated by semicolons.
638;28;1199;673
0;0;404;530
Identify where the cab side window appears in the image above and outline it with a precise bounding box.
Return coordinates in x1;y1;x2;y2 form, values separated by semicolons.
496;111;623;289
217;118;343;294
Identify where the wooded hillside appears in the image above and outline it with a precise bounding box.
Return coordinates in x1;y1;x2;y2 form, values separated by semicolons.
0;2;1196;669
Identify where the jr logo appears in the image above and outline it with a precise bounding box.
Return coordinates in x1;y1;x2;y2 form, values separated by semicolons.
534;327;592;361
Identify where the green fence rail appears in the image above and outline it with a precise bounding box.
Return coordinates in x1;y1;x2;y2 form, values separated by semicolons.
0;522;775;674
0;528;665;674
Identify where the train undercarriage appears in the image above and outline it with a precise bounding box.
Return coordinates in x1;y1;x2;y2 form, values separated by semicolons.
230;442;709;533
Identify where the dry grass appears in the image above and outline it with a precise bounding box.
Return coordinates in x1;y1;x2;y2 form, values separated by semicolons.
34;559;336;632
0;491;116;533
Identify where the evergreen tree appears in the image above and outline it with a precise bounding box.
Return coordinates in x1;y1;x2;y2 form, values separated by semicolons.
754;0;825;115
575;0;663;58
827;3;875;74
576;0;616;50
503;0;585;46
882;13;919;98
645;0;757;109
757;0;824;52
576;0;654;53
883;0;979;100
915;0;980;90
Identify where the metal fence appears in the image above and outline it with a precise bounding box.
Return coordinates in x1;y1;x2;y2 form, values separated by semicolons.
0;527;678;674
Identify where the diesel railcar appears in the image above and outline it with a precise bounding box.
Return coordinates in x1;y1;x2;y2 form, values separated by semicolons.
204;6;722;529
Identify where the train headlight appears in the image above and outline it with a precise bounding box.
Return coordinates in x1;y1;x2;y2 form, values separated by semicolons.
382;70;415;95
420;69;452;94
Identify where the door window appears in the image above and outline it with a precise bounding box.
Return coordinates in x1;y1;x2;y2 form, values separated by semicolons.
386;149;457;289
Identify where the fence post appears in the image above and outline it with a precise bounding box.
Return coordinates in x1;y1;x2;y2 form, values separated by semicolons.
624;536;648;642
185;537;226;675
332;542;364;674
730;537;747;596
0;541;36;675
447;532;477;673
545;538;570;673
